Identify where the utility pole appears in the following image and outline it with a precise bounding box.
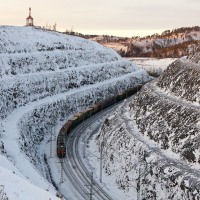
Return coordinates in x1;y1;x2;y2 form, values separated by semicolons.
85;172;94;200
60;161;64;184
58;159;64;184
83;137;86;159
50;132;55;158
137;152;147;200
100;140;104;182
50;134;52;158
137;167;141;200
90;172;94;200
49;122;56;158
100;123;106;183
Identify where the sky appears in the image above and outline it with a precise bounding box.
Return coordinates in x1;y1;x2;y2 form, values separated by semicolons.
1;0;200;37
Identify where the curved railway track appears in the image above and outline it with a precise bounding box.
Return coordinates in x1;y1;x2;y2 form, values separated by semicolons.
60;104;120;200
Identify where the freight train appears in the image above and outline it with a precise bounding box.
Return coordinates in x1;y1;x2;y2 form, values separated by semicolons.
57;84;144;158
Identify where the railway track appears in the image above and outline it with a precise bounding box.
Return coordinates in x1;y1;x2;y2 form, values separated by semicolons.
61;104;120;200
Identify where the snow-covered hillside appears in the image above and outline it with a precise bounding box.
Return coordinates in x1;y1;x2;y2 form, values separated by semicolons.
188;45;200;64
0;26;150;199
93;56;200;199
91;26;200;58
157;59;200;104
128;57;176;77
127;28;200;57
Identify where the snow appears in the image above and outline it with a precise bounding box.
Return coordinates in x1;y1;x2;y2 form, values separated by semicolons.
91;28;200;58
103;42;127;52
78;109;133;200
130;30;200;51
0;25;197;199
0;26;151;200
0;166;60;200
88;96;200;199
157;59;200;105
128;57;176;76
85;57;200;199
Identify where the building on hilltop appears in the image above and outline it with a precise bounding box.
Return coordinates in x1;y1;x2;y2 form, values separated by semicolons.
26;8;34;26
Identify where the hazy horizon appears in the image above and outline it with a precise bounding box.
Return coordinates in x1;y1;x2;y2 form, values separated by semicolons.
1;0;200;37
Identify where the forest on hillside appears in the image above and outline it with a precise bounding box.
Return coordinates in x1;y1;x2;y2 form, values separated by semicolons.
73;26;200;58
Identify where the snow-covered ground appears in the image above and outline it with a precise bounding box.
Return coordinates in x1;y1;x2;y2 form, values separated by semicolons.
0;165;61;200
103;42;127;52
0;26;151;200
128;57;176;76
88;58;200;199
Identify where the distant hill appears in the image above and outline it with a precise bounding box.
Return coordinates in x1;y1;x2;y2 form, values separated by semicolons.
88;26;200;58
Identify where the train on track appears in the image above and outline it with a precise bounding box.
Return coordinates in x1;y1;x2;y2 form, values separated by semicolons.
57;84;144;158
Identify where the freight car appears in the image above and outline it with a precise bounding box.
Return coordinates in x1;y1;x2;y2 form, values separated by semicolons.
57;83;144;158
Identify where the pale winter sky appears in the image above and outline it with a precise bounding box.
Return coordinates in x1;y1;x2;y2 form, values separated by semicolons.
1;0;200;37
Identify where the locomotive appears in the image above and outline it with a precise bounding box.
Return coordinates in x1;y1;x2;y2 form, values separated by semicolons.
57;84;143;158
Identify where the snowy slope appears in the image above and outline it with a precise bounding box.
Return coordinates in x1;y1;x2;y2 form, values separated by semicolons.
91;26;200;58
188;45;200;64
0;26;150;199
92;57;200;199
90;101;200;200
0;166;62;200
128;57;176;76
157;59;200;104
130;58;199;164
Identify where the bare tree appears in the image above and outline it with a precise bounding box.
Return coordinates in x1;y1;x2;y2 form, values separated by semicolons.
53;23;57;31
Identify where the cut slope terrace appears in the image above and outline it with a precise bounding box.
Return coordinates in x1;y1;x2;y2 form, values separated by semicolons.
93;58;200;199
131;59;200;163
0;26;151;199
